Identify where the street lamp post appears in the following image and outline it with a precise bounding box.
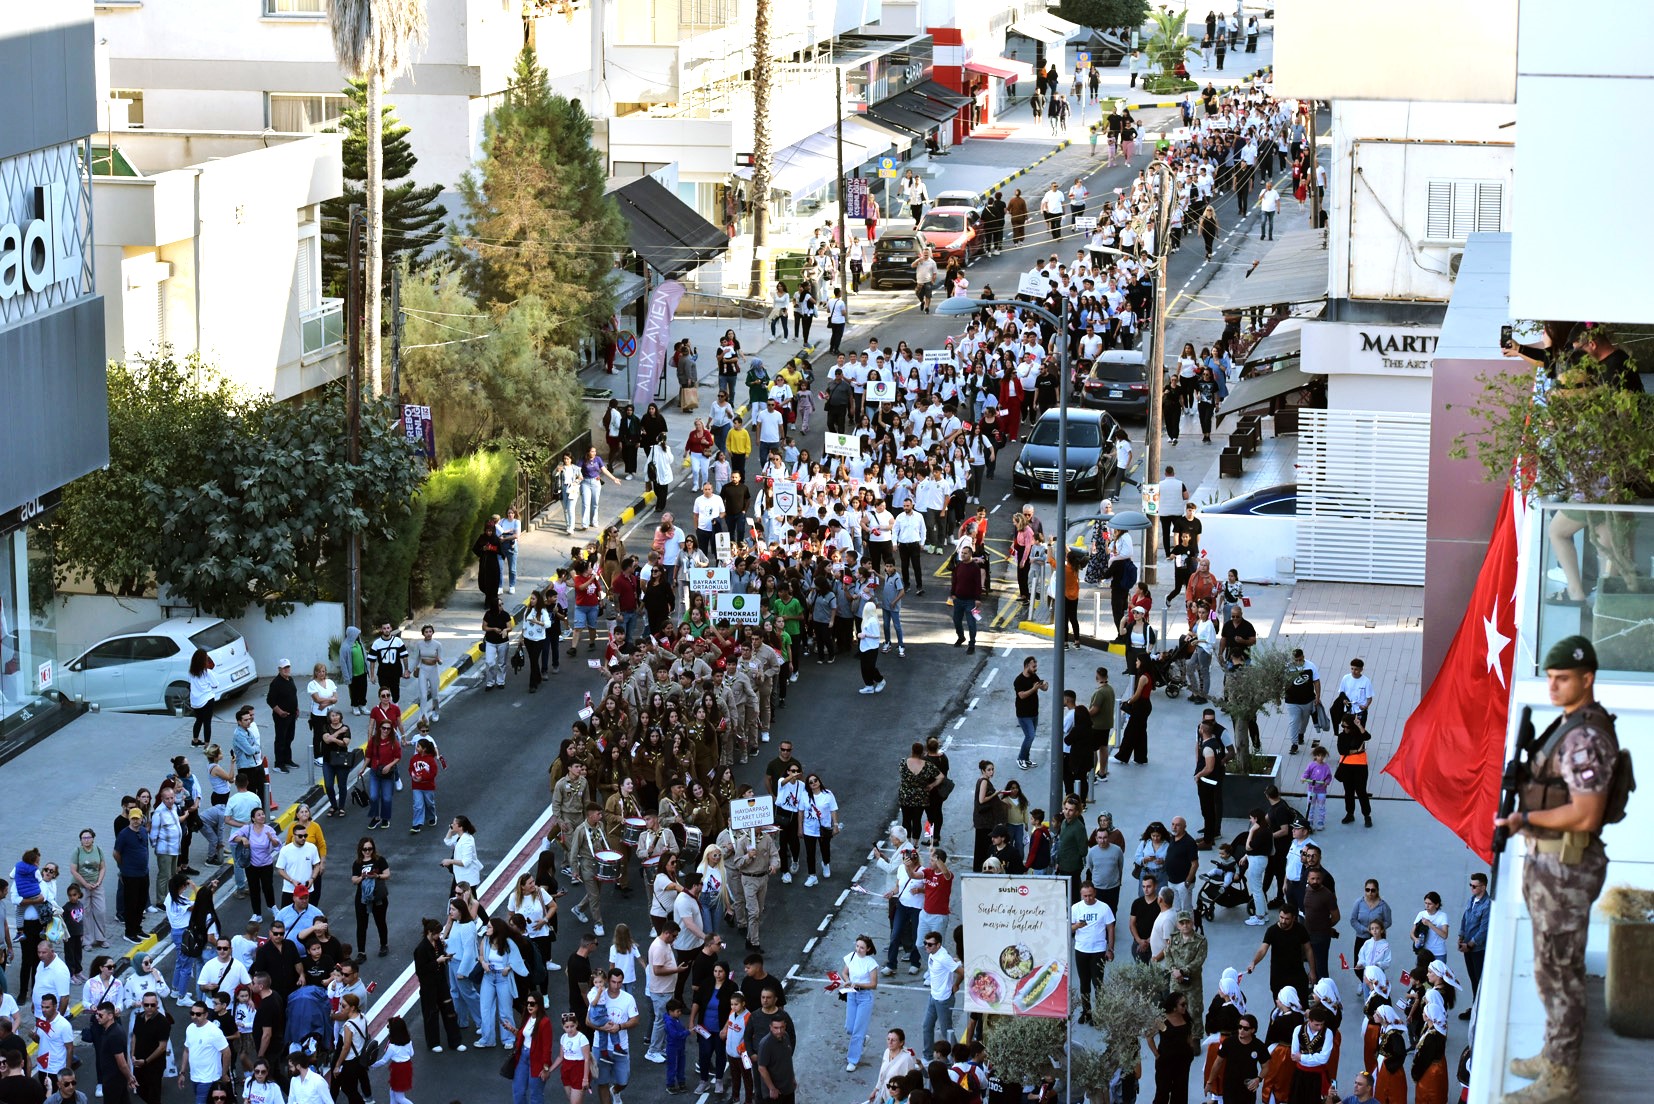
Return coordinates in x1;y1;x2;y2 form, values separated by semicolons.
938;294;1069;813
1139;159;1176;587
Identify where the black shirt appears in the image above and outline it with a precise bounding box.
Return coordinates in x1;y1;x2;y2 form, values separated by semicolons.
95;1022;130;1086
1217;1035;1270;1098
253;940;303;996
743;1008;795;1053
764;756;801;798
1263;921;1312;994
1265;799;1295;858
0;1074;48;1104
988;842;1025;875
567;953;595;1022
251;990;286;1059
266;674;299;715
1172;515;1203;546
1283;663;1317;705
1592;348;1645;392
131;1009;173;1065
1013;672;1042;718
1220;616;1257;662
755;1032;797;1093
741;972;786;1012
483;607;512;644
1128;895;1160;943
1164;834;1200;885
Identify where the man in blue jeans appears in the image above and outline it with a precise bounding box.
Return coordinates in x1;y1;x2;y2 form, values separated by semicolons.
1012;656;1048;770
919;932;961;1052
950;550;986;654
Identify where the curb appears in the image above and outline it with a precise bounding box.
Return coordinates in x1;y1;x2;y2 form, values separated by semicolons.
986;138;1072;197
1016;621;1126;655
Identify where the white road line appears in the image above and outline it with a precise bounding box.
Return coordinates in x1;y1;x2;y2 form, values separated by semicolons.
854;864;868;881
990;503;1002;514
968;696;980;711
803;936;818;954
981;668;999;689
953;717;966;730
835;890;850;907
999;645;1013;656
817;916;833;933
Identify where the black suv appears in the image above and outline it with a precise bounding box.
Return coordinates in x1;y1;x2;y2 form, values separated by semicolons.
869;235;929;289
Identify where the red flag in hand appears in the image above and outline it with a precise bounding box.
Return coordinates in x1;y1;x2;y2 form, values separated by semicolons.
1384;486;1524;862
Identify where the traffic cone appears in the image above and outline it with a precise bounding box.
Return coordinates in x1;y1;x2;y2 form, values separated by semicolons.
265;756;277;810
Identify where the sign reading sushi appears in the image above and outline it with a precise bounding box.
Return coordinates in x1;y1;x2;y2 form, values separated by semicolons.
960;874;1069;1019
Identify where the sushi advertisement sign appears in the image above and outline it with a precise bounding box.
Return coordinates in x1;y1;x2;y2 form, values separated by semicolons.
960;874;1070;1019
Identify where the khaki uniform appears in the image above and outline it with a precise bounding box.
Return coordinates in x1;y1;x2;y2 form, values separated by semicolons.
1519;702;1617;1069
728;666;761;756
713;678;744;765
603;791;645;890
569;817;613;927
550;773;589;863
732;829;779;947
716;827;748;929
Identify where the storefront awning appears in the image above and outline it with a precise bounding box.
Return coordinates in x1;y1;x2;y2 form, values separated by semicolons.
1040;12;1085;38
796;126;879;167
844;115;911;157
915;80;972;109
966;56;1037;82
606;267;648;311
1244;326;1303;369
865;100;942;136
733;144;840;197
1204;228;1330;312
1217;365;1317;422
885;88;959;123
607;175;728;279
1009;12;1080;42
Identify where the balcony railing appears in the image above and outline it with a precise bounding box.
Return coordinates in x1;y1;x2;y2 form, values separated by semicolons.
301;298;344;359
1535;501;1654;680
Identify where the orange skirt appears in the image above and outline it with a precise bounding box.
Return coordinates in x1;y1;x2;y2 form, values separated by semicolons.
1329;1031;1342;1083
1414;1060;1447;1104
1201;1040;1221;1092
1374;1065;1408;1104
1264;1047;1294;1103
1363;1024;1379;1074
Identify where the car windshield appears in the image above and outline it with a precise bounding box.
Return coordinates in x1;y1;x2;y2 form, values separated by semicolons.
877;238;919;256
919;213;966;232
189;622;242;652
1028;420;1103;448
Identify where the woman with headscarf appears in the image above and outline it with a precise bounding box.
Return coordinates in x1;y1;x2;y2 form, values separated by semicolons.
1371;1004;1409;1104
1262;986;1304;1104
1411;990;1450;1104
1360;965;1391;1072
1405;958;1458;1045
1163;910;1209;1043
1310;976;1344;1078
1201;968;1247;1094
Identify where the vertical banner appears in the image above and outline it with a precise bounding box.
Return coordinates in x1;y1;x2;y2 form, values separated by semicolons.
845;178;872;220
632;279;686;410
960;874;1070;1019
400;404;436;463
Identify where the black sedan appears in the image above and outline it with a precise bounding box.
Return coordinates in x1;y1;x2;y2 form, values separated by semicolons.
1011;407;1119;498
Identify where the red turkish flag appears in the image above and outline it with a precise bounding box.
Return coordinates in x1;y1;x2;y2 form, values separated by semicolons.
1384;485;1523;861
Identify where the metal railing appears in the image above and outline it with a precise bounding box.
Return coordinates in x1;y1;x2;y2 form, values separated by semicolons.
518;428;595;528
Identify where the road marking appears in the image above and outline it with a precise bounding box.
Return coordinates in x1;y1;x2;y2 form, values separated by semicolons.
999;644;1013;656
803;936;818;954
836;890;850;907
953;717;965;730
981;668;999;689
853;864;868;881
990;503;1002;514
817;916;833;933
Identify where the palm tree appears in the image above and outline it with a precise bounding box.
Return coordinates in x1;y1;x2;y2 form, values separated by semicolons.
329;0;429;399
747;0;773;299
1143;9;1196;84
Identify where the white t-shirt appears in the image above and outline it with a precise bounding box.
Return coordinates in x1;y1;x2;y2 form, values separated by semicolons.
607;944;641;986
800;790;838;839
198;955;252;996
671;893;705;952
1339;673;1375;709
753;408;785;444
185;1020;230;1083
1070;899;1115;955
35;1011;73;1073
590;987;639;1046
1412;909;1449;956
925;947;960;1000
275;842;320;888
692;494;726;530
557;1028;589;1064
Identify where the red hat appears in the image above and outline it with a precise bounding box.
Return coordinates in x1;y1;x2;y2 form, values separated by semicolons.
293;884;310;900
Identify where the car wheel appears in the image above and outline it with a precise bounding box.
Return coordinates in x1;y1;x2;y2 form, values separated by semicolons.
164;681;190;714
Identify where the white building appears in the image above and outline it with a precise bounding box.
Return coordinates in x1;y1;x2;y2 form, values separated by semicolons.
92;129;346;400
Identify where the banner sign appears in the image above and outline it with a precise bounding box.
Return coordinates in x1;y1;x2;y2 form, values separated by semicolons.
922;348;953;366
631;278;686;409
688;567;732;594
866;379;896;403
400;404;436;462
1017;269;1050;297
770;480;802;516
845;178;873;220
715;532;733;564
960;874;1070;1019
713;592;763;625
824;433;860;459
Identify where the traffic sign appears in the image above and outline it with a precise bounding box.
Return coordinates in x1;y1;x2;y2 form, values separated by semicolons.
615;331;638;358
1075;51;1091;70
878;156;898;179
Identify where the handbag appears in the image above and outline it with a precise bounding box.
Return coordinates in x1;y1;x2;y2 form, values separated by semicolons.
350;774;370;807
499;1051;517;1079
935;776;957;802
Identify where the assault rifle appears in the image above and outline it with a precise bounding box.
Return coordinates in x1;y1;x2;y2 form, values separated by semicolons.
1490;705;1538;897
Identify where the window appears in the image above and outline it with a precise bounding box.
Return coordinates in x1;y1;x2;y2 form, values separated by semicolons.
267;93;346;133
264;0;326;15
111;89;145;128
130;637;181;662
294;224;320;311
79;640;137;670
188;622;243;652
1424;180;1503;241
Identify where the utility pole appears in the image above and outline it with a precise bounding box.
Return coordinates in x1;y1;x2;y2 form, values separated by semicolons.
1307;102;1321;229
389;263;403;405
836;73;848;298
344;204;364;632
1141;161;1175;587
747;0;773;299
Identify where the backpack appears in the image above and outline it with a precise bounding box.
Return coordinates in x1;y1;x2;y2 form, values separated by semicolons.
1028;828;1052;872
179;921;207;959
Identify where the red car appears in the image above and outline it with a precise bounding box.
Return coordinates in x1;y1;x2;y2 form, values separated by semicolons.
916;205;984;266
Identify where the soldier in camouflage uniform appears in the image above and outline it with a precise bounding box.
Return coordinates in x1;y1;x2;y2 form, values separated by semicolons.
1494;635;1620;1104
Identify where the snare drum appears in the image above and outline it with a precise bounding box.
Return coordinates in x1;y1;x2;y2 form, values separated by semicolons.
681;826;705;864
594;850;623;883
641;855;661;879
620;817;646;847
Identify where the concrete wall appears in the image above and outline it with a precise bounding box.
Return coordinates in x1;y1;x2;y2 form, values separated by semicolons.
1195;514;1299;584
52;594;345;677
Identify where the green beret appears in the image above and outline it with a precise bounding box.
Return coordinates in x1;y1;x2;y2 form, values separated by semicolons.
1542;635;1597;672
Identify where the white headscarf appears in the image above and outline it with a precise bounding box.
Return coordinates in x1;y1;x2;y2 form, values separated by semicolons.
1363;964;1390;999
1219;967;1248;1013
1275;986;1303;1014
1427;959;1462;990
1312;976;1342;1010
1373;1004;1405;1029
1423;989;1448;1032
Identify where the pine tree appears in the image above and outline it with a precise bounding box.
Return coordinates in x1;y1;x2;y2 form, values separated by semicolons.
322;79;448;297
455;44;627;350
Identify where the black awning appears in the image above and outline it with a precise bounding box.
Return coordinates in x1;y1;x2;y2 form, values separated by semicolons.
914;80;972;109
888;88;958;122
865;101;940;135
607;175;727;280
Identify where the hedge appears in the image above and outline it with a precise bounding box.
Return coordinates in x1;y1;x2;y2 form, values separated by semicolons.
407;450;518;610
361;492;427;622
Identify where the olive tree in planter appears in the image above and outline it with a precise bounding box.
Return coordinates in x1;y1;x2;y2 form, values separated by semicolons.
982;1015;1065;1091
1215;643;1294;812
1070;960;1169;1102
1600;886;1654;1038
1454;338;1654;668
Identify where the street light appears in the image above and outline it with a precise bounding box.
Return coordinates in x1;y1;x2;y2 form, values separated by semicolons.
937;293;1070;814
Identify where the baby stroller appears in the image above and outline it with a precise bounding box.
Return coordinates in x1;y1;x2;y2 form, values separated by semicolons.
1146;634;1195;698
1194;851;1252;926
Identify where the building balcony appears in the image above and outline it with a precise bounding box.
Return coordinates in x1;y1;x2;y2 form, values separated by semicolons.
301;298;345;363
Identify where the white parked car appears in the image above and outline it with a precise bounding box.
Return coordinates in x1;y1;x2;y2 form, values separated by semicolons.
64;617;257;713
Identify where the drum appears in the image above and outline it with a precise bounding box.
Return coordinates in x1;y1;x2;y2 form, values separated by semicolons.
620;817;646;847
641;855;661;880
681;826;705;864
594;850;623;883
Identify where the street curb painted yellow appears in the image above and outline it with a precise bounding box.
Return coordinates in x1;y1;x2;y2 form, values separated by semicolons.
1016;621;1126;654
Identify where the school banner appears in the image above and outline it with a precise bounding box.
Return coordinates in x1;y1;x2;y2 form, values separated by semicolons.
959;874;1070;1019
631;279;686;409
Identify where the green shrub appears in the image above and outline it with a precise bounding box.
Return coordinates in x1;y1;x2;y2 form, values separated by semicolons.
415;466;483;609
362;492;426;623
1143;75;1198;94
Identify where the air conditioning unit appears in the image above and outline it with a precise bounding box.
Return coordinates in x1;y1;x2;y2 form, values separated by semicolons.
1448;250;1465;281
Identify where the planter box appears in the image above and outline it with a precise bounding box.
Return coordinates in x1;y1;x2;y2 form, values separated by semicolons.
1273;407;1299;435
1592;579;1654;674
1607;921;1654;1038
1222;754;1281;815
1219;448;1245;478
